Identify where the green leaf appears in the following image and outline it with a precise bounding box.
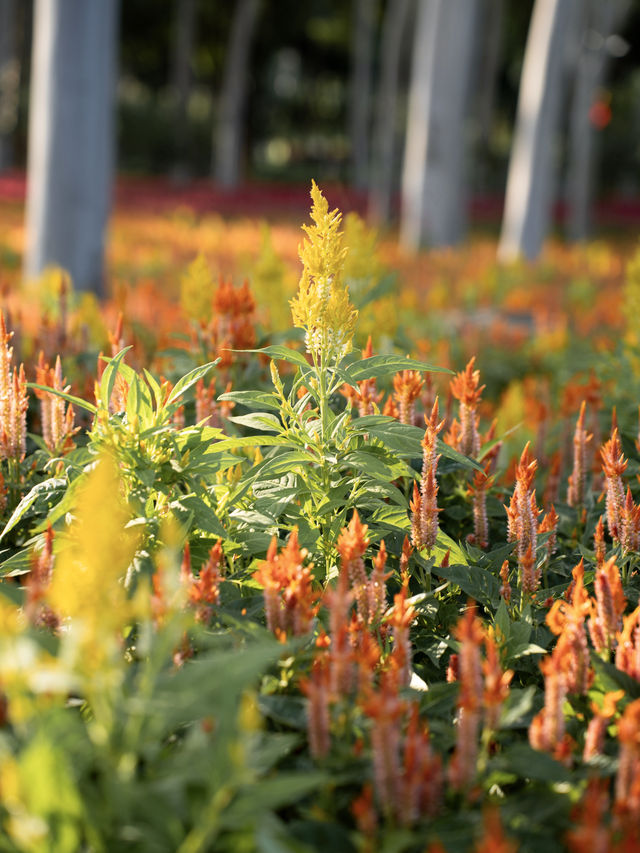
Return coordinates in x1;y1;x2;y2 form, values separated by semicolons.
166;359;220;405
498;744;571;783
208;435;293;453
26;383;97;415
245;345;310;370
345;354;451;382
228;412;283;432
436;563;500;607
432;529;470;568
0;478;66;542
591;654;640;699
218;390;281;412
341;448;401;480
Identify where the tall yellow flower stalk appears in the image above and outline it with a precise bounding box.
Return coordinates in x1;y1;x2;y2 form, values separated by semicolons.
47;454;141;679
290;181;357;365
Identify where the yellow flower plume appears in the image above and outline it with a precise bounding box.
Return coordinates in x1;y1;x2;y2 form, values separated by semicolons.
290;181;357;361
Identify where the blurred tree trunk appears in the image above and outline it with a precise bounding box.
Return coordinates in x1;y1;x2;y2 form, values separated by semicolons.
170;0;197;183
367;0;412;225
400;0;478;250
0;0;19;171
498;0;573;262
25;0;118;295
565;0;630;242
213;0;260;188
474;0;503;148
349;0;376;189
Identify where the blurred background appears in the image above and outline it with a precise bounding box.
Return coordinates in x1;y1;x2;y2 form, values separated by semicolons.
1;0;640;294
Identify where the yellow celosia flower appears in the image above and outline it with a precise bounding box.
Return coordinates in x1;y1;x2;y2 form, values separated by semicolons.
290;181;357;362
181;254;214;324
47;454;141;674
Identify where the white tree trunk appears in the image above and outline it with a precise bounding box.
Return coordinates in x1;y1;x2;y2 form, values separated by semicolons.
400;0;478;250
367;0;411;225
213;0;260;188
170;0;197;182
0;0;19;172
25;0;118;295
498;0;573;262
349;0;376;189
565;0;630;241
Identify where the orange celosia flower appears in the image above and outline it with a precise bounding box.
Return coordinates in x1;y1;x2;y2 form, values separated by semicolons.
449;607;484;790
588;556;626;656
35;352;78;455
594;515;607;567
385;575;416;688
300;655;331;759
567;401;592;508
397;704;442;825
181;540;225;623
583;690;624;762
337;510;370;624
473;808;518;853
614;698;640;821
450;357;485;458
483;627;513;730
25;524;58;631
506;443;540;593
499;560;511;604
360;670;407;818
392;368;424;426
253;529;318;641
566;780;612;853
620;485;640;553
468;463;493;549
600;428;627;543
615;605;640;680
411;400;444;552
546;560;592;695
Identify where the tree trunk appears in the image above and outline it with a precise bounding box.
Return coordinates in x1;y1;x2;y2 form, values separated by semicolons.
367;0;412;225
474;0;504;148
213;0;260;188
25;0;118;295
400;0;478;250
498;0;574;262
170;0;197;183
0;0;19;172
349;0;376;189
565;0;630;242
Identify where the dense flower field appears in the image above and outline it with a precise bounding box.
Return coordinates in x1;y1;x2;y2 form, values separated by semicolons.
1;185;640;850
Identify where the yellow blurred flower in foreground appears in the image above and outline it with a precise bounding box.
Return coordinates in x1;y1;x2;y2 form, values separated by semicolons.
48;454;141;675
